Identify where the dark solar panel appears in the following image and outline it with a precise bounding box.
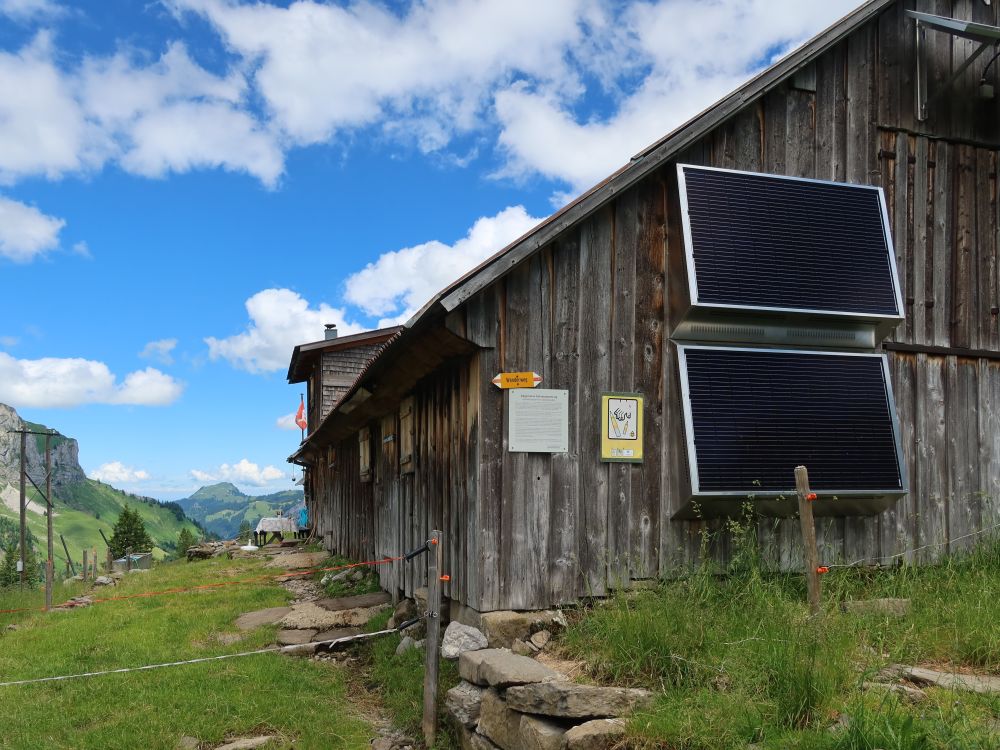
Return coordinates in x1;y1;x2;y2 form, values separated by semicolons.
680;166;901;316
681;347;904;494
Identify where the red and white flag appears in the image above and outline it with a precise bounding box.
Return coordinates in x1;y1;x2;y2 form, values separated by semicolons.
295;396;308;431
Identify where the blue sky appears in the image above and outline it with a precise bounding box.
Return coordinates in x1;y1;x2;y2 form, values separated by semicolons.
0;0;862;500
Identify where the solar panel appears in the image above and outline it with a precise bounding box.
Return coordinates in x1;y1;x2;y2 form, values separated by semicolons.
678;346;905;497
678;165;902;319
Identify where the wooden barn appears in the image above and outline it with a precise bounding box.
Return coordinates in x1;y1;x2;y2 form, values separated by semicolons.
289;0;1000;616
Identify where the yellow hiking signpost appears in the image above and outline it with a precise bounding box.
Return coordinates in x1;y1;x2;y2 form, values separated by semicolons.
492;371;542;389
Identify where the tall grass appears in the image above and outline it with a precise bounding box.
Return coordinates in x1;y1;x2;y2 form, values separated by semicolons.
561;511;1000;750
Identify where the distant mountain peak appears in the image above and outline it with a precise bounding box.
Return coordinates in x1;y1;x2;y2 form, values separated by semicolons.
189;482;246;500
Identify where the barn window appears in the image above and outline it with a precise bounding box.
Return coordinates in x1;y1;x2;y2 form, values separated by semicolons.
359;427;372;483
399;396;415;475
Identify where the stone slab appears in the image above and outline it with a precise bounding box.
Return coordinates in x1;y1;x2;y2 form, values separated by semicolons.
234;607;292;631
441;621;489;660
840;598;910;617
277;629;316;646
446;680;485;728
562;719;626;749
312;627;361;643
264;551;329;569
505;682;653;719
902;666;1000;695
279;601;389;630
459;648;562;688
215;737;276;750
478;610;567;648
315;591;391;611
457;726;500;750
477;689;522;750
518;714;565;750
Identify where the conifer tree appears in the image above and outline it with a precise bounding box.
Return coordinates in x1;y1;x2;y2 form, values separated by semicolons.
0;543;40;588
175;527;196;559
238;519;252;542
108;505;153;559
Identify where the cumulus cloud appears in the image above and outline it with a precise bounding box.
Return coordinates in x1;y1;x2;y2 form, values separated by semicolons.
344;206;542;325
205;288;364;373
0;352;183;408
88;461;150;483
0;196;65;261
139;338;178;365
0;0;64;21
190;459;284;486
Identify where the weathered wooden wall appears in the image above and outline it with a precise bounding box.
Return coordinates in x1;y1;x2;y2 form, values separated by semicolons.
309;0;1000;612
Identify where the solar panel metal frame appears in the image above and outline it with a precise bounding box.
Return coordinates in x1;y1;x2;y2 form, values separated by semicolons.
676;343;908;500
676;164;905;324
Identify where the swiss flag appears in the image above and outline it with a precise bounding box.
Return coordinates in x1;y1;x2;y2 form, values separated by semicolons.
295;396;308;431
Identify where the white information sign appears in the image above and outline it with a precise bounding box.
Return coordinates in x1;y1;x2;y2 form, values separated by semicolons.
508;388;569;453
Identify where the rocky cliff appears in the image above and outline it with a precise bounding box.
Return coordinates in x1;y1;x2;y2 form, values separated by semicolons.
0;403;86;489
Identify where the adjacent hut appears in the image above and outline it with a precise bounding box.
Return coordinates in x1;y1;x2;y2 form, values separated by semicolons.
290;0;1000;616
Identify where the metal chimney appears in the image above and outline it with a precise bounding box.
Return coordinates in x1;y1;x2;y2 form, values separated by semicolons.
324;324;338;341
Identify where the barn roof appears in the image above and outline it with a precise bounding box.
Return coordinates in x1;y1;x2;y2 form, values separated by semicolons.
290;0;895;459
286;326;402;383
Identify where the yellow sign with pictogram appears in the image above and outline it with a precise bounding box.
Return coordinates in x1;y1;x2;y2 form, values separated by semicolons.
600;392;644;463
492;371;543;389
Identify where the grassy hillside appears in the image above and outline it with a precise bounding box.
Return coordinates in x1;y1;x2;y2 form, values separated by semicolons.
0;479;201;568
0;555;370;749
179;482;303;539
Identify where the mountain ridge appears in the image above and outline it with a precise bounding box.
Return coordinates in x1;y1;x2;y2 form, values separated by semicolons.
178;482;303;540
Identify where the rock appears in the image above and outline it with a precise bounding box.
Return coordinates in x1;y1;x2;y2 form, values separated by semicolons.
561;719;626;749
186;544;216;561
862;681;927;703
442;621;489;660
277;629;317;646
234;607;293;631
840;598;910;617
901;666;1000;694
264;551;328;569
446;681;485;728
321;570;351;587
396;636;417;656
127;568;149;574
5;624;18;631
110;572;124;581
282;642;319;657
387;598;418;629
175;736;199;749
279;601;389;630
215;737;276;750
519;714;565;750
477;689;523;750
56;596;93;609
505;683;653;719
93;575;114;587
456;726;500;750
459;648;563;688
479;610;567;648
315;592;391;612
348;568;366;582
530;630;551;650
512;639;536;657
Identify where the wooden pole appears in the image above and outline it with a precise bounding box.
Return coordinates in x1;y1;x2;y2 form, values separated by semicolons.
422;529;443;746
126;547;132;572
107;547;113;573
45;434;53;610
60;534;76;576
82;549;89;582
795;466;822;616
18;431;26;590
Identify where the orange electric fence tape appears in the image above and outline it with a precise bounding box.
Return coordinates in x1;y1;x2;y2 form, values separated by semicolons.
0;555;403;617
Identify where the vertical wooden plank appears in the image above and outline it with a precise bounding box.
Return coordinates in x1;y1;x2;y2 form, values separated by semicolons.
981;361;1000;530
947;358;982;552
846;23;877;186
631;177;666;580
988;149;1000;353
976;149;996;351
877;2;902;129
785;88;817;178
548;236;581;604
732;104;764;173
919;354;949;562
953;145;977;349
931;140;952;347
912;136;929;345
815;41;848;182
609;192;637;587
763;88;788;174
576;208;613;597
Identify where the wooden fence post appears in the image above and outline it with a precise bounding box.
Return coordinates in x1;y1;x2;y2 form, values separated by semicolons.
422;529;443;746
82;550;89;582
126;547;132;572
795;465;822;616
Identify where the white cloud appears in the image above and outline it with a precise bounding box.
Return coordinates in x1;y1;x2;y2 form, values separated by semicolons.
173;0;582;150
344;206;542;324
494;0;864;192
190;459;285;486
0;352;183;408
0;0;63;21
88;461;150;483
139;338;178;365
275;412;299;431
205;288;364;373
0;196;65;261
71;241;91;259
0;336;17;347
